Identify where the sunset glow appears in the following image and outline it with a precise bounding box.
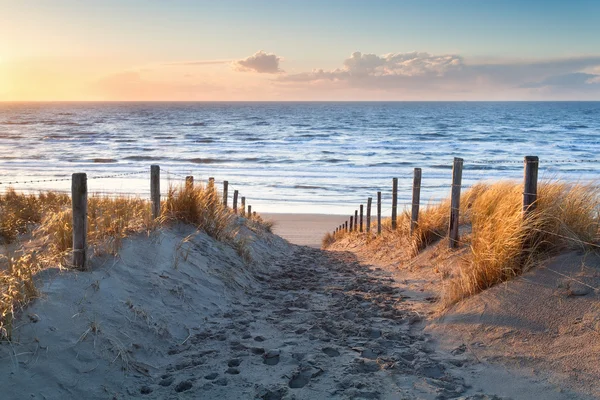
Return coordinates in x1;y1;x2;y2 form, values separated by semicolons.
2;0;600;101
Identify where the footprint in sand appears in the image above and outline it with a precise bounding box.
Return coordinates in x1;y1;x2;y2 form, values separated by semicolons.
322;347;340;357
174;380;193;393
228;358;242;367
263;349;281;365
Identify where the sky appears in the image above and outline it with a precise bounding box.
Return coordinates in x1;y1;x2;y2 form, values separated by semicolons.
1;0;600;101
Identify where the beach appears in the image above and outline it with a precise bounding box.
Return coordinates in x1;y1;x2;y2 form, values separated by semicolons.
262;213;347;248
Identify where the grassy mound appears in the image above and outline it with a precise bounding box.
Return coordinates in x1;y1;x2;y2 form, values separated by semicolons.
0;183;269;339
324;181;600;306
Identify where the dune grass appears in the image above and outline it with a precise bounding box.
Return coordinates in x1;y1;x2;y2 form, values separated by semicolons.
324;181;600;306
0;182;268;339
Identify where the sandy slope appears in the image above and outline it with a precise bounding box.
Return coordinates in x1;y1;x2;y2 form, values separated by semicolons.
1;219;596;399
329;235;599;400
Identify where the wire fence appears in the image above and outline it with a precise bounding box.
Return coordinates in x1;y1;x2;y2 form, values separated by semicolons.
332;156;600;250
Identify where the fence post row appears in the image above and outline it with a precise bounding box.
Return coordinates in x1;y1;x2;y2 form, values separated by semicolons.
448;157;463;249
241;197;246;216
185;176;194;187
377;191;382;235
72;173;88;271
359;204;364;233
366;197;372;234
391;178;398;230
410;168;422;236
223;181;228;207
233;190;239;213
523;156;539;218
151;165;160;219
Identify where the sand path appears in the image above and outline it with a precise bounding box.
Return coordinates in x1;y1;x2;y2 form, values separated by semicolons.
144;245;558;399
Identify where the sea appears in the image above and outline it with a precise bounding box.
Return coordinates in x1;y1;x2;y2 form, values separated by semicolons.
0;102;599;215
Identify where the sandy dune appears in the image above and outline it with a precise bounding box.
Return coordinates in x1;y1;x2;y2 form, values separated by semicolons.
1;218;596;399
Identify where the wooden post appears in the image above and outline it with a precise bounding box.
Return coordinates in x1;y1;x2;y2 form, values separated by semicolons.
151;165;160;219
366;197;372;233
350;216;354;232
377;191;382;235
410;168;422;235
72;173;88;270
345;221;348;231
253;211;256;218
448;157;463;249
354;210;358;231
241;197;246;216
223;180;228;207
359;204;364;233
248;205;251;218
391;178;398;230
185;176;193;188
523;156;539;218
208;177;214;189
233;190;239;213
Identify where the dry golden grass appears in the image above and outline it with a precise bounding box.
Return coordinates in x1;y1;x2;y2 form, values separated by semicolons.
161;182;233;241
447;181;600;305
323;181;600;306
1;182;267;339
0;189;70;243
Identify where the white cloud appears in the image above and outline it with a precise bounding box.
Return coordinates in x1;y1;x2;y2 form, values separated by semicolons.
234;50;283;74
277;51;600;98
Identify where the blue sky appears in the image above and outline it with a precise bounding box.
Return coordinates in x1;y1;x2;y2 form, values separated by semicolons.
1;0;600;100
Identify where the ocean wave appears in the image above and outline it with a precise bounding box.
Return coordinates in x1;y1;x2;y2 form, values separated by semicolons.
188;158;225;164
124;156;165;161
91;158;118;163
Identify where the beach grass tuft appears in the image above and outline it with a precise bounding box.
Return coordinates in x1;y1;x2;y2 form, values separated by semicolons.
323;180;600;306
0;182;267;339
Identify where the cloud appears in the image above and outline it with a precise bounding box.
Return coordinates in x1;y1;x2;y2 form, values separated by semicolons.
280;51;463;83
277;51;600;98
520;72;600;88
234;50;283;74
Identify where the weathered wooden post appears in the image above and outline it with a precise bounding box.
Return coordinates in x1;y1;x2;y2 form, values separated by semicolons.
208;177;214;189
345;221;348;232
523;156;539;218
410;168;422;235
350;216;354;232
391;178;398;230
448;157;463;249
354;210;358;231
377;191;382;235
248;205;252;218
366;197;372;233
223;180;228;207
241;196;246;216
359;204;364;233
72;173;88;270
185;176;194;188
233;190;239;213
151;165;160;219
